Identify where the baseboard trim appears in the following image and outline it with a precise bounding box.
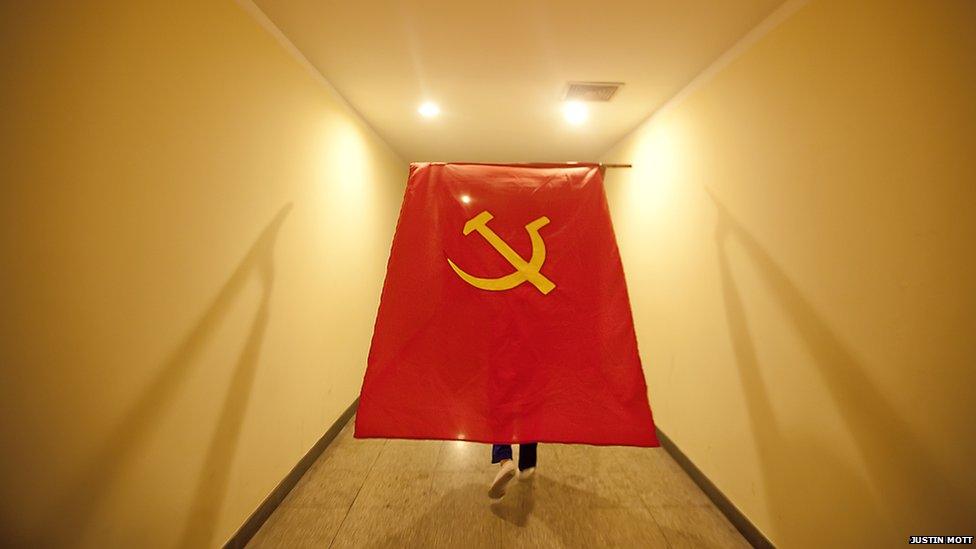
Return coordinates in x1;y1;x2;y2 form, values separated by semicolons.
224;398;359;549
656;428;775;549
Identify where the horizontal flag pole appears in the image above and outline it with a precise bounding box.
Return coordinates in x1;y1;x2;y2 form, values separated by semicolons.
430;162;632;169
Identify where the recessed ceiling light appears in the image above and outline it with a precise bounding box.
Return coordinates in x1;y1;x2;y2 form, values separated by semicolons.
563;100;588;125
418;101;440;118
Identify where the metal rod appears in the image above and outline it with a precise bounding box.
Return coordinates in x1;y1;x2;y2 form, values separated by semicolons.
433;162;632;168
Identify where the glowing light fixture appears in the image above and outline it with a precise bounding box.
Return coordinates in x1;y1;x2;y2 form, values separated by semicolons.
460;194;471;204
563;100;588;125
418;101;440;118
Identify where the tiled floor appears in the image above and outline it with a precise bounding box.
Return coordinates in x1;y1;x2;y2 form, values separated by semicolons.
248;418;750;548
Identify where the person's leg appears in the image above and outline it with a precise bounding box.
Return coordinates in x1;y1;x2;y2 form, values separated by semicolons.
517;443;537;470
489;444;517;498
518;443;538;478
491;444;513;464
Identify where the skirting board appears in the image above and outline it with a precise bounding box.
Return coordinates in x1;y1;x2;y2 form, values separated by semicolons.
224;398;359;549
656;428;775;549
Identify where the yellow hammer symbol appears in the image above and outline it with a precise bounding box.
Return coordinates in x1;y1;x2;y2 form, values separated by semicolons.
447;210;556;295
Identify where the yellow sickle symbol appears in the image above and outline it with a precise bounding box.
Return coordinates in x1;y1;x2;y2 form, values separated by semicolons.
447;210;556;295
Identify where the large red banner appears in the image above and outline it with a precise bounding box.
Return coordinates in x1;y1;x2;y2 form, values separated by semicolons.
355;163;658;446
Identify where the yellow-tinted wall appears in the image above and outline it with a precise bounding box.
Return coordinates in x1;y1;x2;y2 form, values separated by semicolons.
0;1;405;546
602;0;975;546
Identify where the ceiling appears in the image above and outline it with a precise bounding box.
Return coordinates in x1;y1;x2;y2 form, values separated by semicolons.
254;0;784;163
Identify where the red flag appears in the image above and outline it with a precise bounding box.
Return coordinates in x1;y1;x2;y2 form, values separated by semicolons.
355;163;658;446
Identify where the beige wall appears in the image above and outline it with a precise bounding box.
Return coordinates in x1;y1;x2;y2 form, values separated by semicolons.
0;1;405;546
602;0;976;546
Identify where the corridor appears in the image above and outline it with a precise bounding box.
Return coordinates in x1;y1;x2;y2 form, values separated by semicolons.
249;417;747;548
3;0;974;547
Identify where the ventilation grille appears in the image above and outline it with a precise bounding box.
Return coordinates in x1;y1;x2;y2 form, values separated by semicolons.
564;81;624;102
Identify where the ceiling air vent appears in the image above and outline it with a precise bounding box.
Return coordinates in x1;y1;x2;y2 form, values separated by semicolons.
564;81;624;102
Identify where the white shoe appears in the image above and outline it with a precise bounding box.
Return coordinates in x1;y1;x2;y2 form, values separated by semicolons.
488;461;517;499
518;467;535;480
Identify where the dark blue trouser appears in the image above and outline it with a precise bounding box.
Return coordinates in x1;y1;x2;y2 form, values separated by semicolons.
491;443;537;470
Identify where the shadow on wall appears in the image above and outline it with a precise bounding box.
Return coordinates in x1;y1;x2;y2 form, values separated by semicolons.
38;203;293;547
708;191;969;544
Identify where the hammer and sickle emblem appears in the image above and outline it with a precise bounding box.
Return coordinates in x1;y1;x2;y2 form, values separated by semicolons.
447;210;556;295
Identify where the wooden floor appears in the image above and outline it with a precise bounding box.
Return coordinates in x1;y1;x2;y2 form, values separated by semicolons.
248;417;750;548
